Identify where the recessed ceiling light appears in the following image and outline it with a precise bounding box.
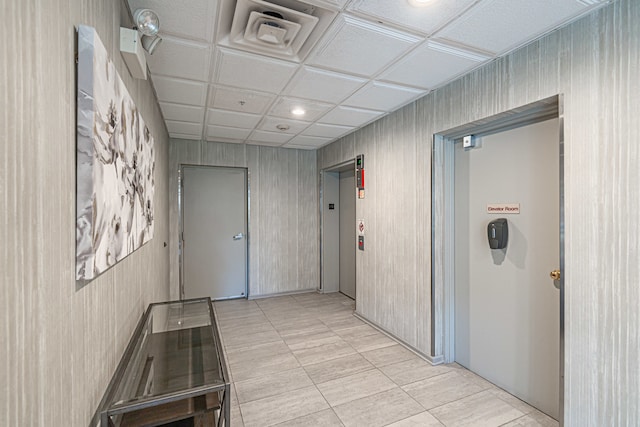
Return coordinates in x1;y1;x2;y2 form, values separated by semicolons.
291;107;305;116
408;0;434;6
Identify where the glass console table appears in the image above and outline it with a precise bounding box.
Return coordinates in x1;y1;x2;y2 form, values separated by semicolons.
94;298;230;426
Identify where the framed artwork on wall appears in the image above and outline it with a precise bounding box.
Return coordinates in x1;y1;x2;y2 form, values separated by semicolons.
76;25;155;282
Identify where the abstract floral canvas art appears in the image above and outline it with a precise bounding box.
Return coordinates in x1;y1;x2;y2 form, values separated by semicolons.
76;25;155;281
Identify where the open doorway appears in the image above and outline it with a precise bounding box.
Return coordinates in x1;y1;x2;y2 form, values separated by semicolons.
321;161;356;300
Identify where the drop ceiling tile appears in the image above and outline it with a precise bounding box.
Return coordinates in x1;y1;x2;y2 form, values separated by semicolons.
247;130;293;145
209;86;276;114
319;106;384;127
379;40;489;89
284;66;367;104
344;81;425;112
258;117;311;134
215;48;299;93
346;0;477;36
207;125;253;140
307;0;349;9
166;120;202;136
307;15;422;77
436;0;591;55
128;0;218;42
302;123;354;139
160;102;205;123
268;97;334;121
152;76;208;106
207;108;262;128
146;36;211;82
285;135;333;148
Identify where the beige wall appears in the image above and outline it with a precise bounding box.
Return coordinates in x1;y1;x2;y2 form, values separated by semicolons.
169;140;319;298
319;0;639;424
0;0;170;425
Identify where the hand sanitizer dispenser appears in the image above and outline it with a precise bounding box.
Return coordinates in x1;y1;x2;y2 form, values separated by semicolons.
487;218;508;249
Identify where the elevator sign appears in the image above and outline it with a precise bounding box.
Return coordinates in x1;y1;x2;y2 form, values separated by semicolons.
357;219;365;236
487;203;520;214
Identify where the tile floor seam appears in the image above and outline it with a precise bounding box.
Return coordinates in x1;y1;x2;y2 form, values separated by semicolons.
423;387;493;412
302;363;378;387
393;368;458;388
426;408;448;426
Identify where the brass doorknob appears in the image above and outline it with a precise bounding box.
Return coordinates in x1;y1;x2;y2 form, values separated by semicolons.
550;270;561;280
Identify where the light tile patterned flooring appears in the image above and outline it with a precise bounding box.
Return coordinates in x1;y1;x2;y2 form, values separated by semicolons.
214;292;558;427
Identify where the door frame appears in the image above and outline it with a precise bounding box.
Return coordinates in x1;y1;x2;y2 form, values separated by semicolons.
320;159;356;299
178;164;250;300
430;95;565;423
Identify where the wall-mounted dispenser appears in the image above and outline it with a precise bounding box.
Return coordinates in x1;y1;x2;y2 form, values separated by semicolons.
487;218;508;249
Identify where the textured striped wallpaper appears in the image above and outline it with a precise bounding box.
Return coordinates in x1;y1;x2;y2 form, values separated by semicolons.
2;0;638;425
0;0;170;425
319;0;639;424
169;141;319;299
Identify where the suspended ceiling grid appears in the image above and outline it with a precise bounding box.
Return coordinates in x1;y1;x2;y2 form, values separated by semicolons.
128;0;611;150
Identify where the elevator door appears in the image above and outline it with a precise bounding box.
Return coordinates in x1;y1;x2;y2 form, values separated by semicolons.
454;118;560;419
339;170;356;299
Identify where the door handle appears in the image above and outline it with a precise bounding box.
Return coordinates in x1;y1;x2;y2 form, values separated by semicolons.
550;269;561;290
233;233;244;241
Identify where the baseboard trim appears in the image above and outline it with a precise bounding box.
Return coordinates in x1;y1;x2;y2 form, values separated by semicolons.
248;288;319;300
353;312;444;366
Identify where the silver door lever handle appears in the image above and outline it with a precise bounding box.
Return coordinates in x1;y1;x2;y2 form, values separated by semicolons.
233;233;244;240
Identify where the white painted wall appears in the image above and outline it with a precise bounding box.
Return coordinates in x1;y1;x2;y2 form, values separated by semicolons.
318;1;640;423
454;119;560;419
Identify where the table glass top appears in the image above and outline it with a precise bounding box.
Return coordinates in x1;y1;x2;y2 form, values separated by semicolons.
107;299;225;408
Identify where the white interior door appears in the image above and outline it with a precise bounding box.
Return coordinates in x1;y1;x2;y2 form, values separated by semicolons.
454;118;560;419
182;166;247;300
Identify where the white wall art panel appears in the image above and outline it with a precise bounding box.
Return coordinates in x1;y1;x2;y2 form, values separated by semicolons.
76;26;155;282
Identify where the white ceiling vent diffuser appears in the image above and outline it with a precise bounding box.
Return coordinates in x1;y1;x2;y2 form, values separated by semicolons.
229;0;320;60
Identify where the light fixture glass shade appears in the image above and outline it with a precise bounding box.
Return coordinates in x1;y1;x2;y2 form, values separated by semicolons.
134;9;160;36
141;35;162;54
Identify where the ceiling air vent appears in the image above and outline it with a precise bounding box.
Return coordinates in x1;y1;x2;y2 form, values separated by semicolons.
228;0;320;60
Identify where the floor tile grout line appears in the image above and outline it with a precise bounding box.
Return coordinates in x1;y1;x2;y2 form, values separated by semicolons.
425;388;529;427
